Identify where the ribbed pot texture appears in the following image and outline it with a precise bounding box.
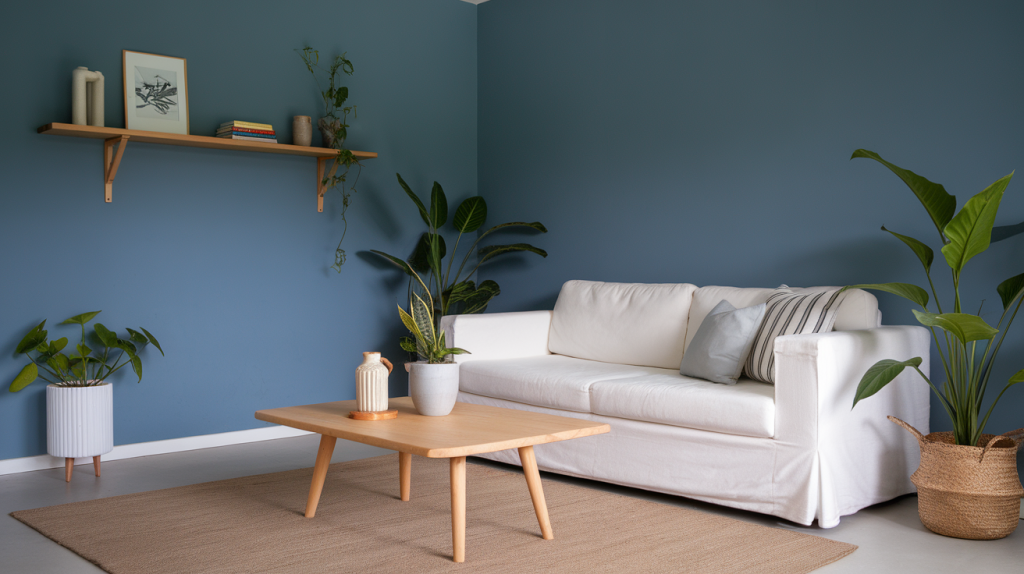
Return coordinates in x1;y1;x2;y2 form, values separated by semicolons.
47;382;114;459
889;416;1024;540
408;362;460;416
355;352;391;412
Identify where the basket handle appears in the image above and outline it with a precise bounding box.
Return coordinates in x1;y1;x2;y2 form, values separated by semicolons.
381;357;394;374
887;415;925;443
980;427;1024;462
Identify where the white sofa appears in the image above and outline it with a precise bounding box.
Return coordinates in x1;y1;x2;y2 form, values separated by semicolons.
440;281;930;528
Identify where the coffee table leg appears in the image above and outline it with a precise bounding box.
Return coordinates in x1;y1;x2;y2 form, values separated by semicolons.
399;451;412;501
450;456;466;563
518;445;553;540
305;434;337;518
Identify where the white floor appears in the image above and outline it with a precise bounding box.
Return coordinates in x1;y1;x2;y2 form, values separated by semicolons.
1;434;1020;573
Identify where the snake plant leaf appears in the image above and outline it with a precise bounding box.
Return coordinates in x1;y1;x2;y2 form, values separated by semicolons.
478;244;548;266
93;323;117;348
846;283;929;309
411;292;435;343
852;150;956;240
429;182;448;229
1010;369;1024;384
61;311;101;325
398;305;422;342
453;197;488;233
941;172;1012;274
396;173;431;227
881;226;934;274
478;221;548;241
912;310;998;343
852;357;923;408
444;347;470;356
139;328;164;356
410;233;446;273
992;220;1024;243
125;328;149;346
371;250;414;276
997;272;1024;311
15;321;47;354
9;363;38;392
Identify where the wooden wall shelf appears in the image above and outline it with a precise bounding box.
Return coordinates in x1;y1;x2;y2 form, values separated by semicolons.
38;123;378;212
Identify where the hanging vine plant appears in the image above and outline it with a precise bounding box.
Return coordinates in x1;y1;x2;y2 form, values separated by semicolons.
297;46;363;272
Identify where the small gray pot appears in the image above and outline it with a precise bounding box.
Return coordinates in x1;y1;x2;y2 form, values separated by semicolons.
407;362;460;416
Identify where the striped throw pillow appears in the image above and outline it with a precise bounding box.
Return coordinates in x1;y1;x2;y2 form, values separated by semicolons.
744;287;849;384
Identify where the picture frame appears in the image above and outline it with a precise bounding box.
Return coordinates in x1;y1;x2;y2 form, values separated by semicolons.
123;50;189;134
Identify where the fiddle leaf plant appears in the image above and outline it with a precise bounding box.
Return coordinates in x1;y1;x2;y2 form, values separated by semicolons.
847;149;1022;447
371;173;548;334
8;311;163;392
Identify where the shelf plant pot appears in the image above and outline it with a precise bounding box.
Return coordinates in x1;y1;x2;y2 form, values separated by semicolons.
47;382;113;482
406;362;459;416
890;416;1024;540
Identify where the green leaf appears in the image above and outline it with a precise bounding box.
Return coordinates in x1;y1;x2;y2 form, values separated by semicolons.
881;226;934;274
477;243;548;266
130;355;142;382
912;310;998;344
76;343;92;358
93;323;117;348
445;280;477;304
9;363;38;392
444;347;470;356
429;182;448;229
333;86;348;108
478;221;548;241
462;280;501;315
114;339;138;356
53;354;69;372
941;172;1012;273
1009;369;1024;384
60;311;101;325
851;150;956;239
139;328;164;356
409;233;446;273
15;321;47;354
50;337;68;354
996;272;1024;311
453;197;487;233
411;293;435;343
398;305;423;341
125;328;148;346
396;173;431;227
853;357;923;408
399;337;418;353
846;283;929;309
371;250;414;276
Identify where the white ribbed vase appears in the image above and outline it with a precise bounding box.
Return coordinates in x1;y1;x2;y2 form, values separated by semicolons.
46;382;113;459
355;352;390;412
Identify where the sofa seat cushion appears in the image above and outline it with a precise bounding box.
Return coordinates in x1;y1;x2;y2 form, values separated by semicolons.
458;354;663;413
589;373;776;438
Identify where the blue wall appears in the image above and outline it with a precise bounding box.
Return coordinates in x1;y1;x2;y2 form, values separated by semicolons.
477;0;1024;445
0;0;477;460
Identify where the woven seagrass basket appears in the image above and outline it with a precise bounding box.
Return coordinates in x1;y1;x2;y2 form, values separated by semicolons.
890;416;1024;540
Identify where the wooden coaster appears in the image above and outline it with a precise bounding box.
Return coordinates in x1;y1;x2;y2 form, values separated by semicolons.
348;409;397;421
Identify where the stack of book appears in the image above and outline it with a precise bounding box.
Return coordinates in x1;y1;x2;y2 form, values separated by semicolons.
216;121;277;143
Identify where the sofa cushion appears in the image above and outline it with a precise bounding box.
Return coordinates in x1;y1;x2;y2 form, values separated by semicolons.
679;299;766;385
549;280;698;369
791;286;879;331
458;354;661;413
589;373;775;438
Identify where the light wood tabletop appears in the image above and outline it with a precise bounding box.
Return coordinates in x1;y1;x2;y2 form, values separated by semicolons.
254;397;610;563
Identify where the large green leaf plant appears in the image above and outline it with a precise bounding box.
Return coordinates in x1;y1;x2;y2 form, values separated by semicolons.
8;311;163;391
371;174;547;354
848;150;1023;446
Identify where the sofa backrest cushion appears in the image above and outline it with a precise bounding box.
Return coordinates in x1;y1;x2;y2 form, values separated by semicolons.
684;285;879;354
549;280;698;369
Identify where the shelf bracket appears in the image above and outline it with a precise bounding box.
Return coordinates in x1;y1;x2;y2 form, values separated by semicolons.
103;135;130;202
317;157;328;212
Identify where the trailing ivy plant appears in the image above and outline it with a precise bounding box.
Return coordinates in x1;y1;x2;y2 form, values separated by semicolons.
371;173;548;351
297;46;362;271
8;311;163;391
847;150;1024;447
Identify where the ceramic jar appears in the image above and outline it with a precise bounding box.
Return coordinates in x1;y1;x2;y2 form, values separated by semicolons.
292;116;312;147
407;362;460;416
355;352;392;412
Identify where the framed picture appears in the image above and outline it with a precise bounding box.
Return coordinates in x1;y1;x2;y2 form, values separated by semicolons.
123;50;189;134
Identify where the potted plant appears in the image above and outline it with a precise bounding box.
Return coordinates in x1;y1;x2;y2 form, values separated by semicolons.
371;173;548;342
8;311;163;481
847;149;1024;539
390;262;469;416
297;46;362;272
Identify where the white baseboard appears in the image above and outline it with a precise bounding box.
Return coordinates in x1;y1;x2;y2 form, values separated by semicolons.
0;425;314;476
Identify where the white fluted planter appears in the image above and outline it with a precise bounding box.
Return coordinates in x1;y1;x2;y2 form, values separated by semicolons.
47;382;113;481
407;362;460;416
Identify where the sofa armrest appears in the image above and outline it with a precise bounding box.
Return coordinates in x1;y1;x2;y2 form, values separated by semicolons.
772;326;931;526
440;311;553;364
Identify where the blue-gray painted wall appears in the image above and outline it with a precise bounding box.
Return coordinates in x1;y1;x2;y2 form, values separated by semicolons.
477;0;1024;455
0;0;477;460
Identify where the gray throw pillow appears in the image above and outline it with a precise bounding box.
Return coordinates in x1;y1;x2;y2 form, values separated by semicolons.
680;299;766;385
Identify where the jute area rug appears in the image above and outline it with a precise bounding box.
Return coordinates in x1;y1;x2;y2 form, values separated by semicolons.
12;454;855;573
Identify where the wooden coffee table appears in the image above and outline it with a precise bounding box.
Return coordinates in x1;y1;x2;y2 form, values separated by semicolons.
255;397;609;562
